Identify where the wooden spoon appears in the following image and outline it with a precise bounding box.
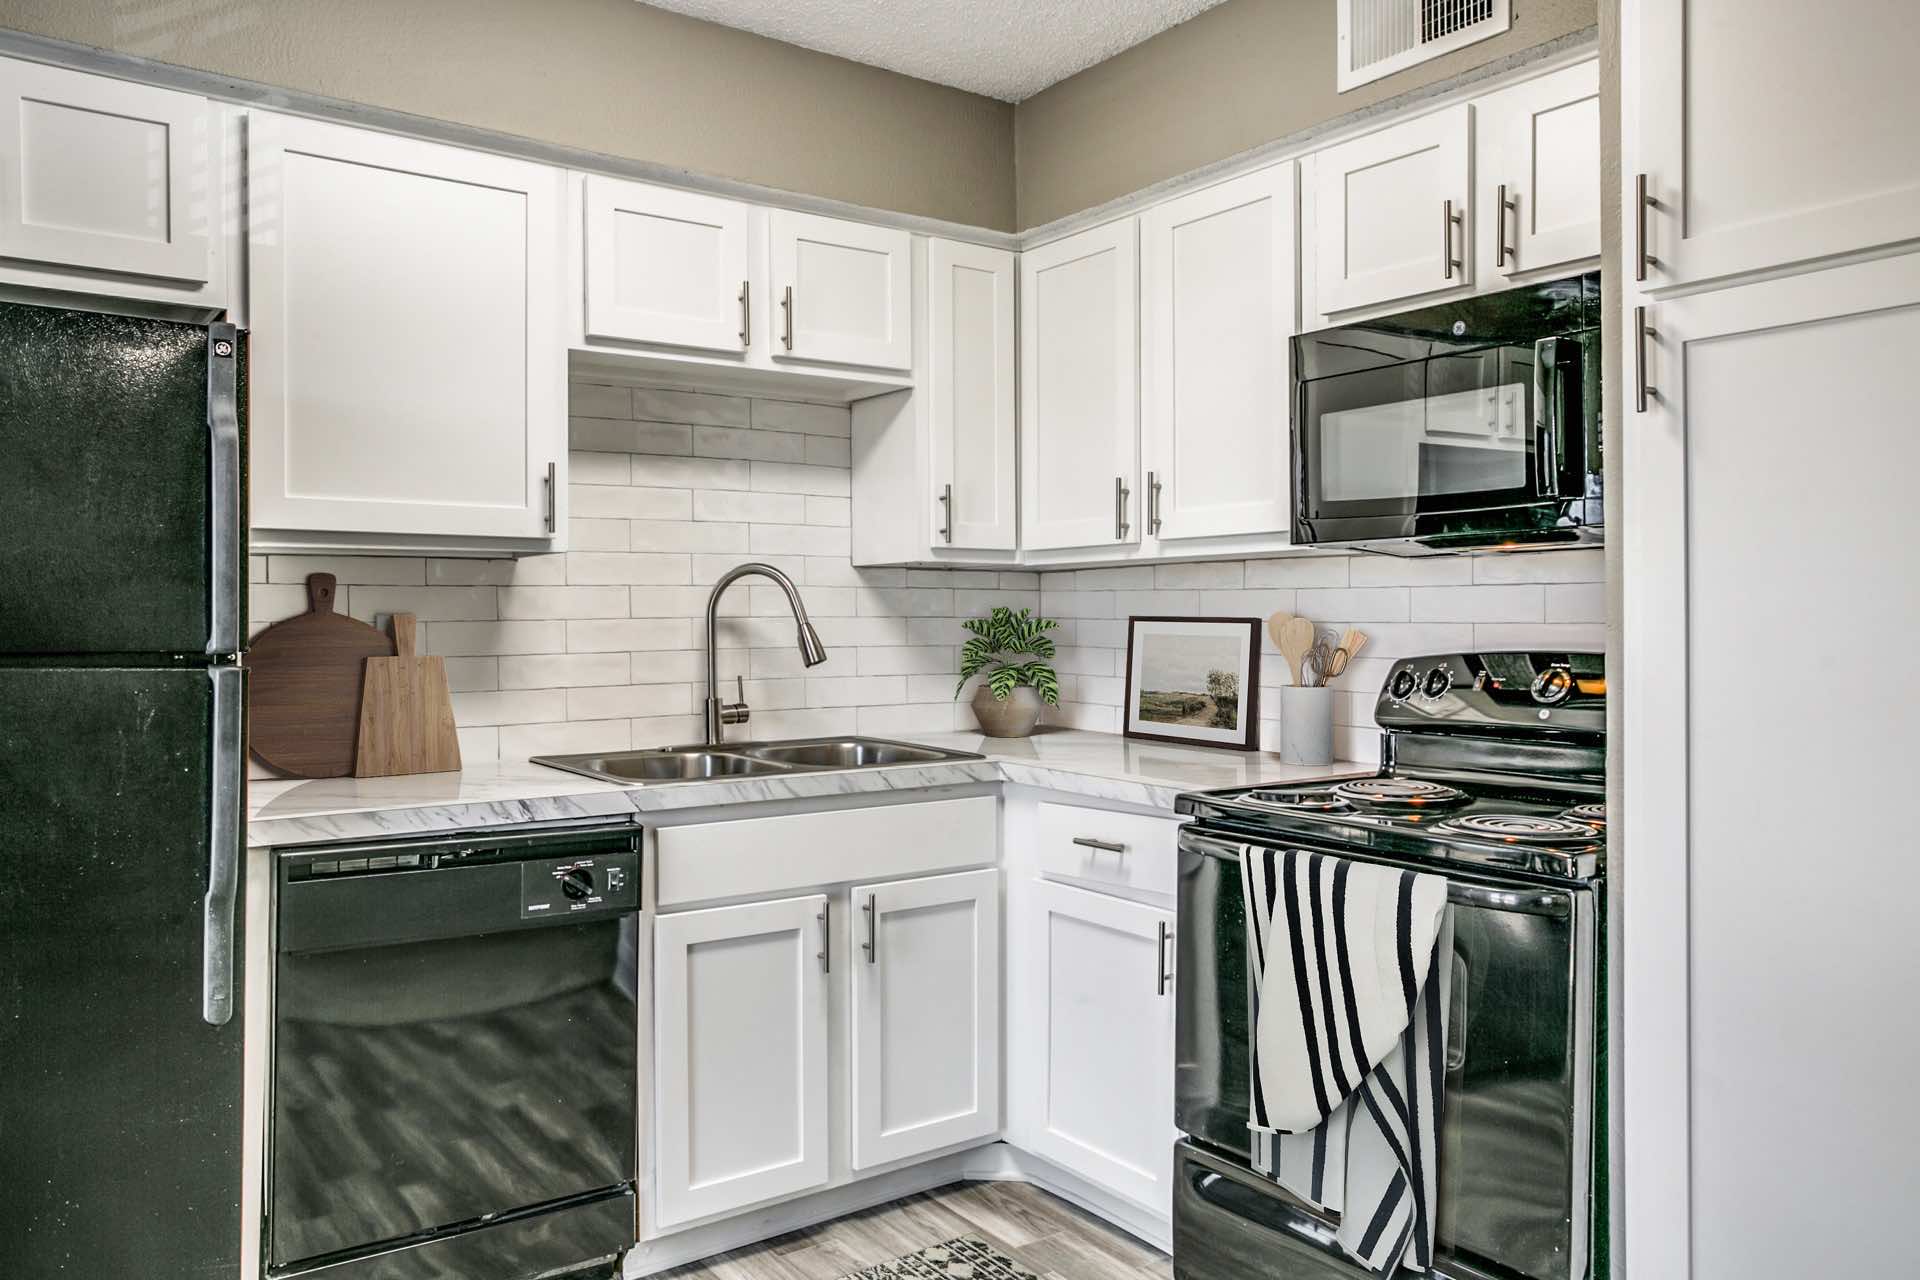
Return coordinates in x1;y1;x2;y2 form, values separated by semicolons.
1278;615;1317;687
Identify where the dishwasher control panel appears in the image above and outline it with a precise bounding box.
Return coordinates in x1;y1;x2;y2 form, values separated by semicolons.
520;850;640;919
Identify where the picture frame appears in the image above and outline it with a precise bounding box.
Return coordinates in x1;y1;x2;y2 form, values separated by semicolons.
1122;616;1262;751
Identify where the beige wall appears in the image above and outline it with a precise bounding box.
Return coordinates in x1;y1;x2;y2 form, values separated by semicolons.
0;0;1017;231
1014;0;1598;228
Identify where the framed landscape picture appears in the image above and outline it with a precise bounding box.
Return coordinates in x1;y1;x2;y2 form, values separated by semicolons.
1122;616;1262;750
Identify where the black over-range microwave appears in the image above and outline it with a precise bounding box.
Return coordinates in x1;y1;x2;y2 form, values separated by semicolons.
1292;272;1602;553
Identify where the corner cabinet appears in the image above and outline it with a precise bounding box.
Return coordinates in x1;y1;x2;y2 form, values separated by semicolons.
1310;103;1473;315
1631;0;1920;290
1020;220;1140;552
0;57;227;311
850;869;1001;1169
247;113;566;554
1141;167;1296;544
654;894;832;1229
1023;878;1176;1215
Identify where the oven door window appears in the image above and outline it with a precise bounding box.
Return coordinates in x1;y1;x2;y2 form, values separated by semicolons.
1302;345;1540;521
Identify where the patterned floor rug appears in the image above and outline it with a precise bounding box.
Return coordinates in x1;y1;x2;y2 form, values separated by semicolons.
840;1235;1041;1279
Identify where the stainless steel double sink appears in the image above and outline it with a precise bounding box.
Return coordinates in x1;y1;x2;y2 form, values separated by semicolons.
532;735;983;785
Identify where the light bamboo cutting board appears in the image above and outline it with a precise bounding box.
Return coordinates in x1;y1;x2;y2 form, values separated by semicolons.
353;613;461;777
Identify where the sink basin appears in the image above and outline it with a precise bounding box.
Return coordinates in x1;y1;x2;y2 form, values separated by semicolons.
740;739;951;768
533;736;981;786
538;749;792;783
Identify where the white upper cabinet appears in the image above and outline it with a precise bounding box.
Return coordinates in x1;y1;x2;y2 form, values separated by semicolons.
1480;60;1601;278
0;57;224;307
928;239;1017;552
1313;103;1473;314
1023;879;1175;1215
769;209;912;370
1141;166;1296;543
248;113;565;552
654;894;831;1229
582;175;750;354
1633;0;1920;290
849;869;1000;1170
1020;220;1140;551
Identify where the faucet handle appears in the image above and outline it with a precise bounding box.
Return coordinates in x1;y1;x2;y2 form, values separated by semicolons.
720;675;750;726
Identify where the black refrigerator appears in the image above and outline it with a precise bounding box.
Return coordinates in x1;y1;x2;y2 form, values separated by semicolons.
0;301;246;1277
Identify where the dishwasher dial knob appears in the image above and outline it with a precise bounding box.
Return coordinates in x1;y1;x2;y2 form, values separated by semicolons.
1389;668;1419;701
560;867;595;901
1531;666;1575;705
1422;667;1453;699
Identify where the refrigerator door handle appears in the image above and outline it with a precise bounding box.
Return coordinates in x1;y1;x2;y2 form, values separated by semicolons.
203;665;243;1026
205;323;241;657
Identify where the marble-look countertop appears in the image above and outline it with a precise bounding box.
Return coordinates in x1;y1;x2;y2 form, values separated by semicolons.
247;729;1370;848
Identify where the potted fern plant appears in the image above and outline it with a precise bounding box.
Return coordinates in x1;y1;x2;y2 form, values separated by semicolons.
954;607;1060;737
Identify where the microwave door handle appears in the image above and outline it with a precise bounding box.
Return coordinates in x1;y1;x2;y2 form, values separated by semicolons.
1533;336;1568;497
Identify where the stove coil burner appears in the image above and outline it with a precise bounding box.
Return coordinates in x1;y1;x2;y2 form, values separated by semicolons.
1332;778;1470;809
1434;813;1598;844
1563;803;1607;828
1243;788;1353;813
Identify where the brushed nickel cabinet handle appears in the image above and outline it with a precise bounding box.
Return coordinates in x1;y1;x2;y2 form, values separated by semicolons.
1636;173;1659;282
938;483;953;544
1443;199;1463;280
543;461;557;534
1073;836;1126;854
1156;920;1172;996
862;893;877;965
1148;470;1163;535
781;285;794;351
1496;184;1518;268
1635;305;1656;413
739;280;751;348
1115;476;1131;541
817;901;830;974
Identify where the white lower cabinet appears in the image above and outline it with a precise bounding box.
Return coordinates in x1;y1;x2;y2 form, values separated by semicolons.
1023;878;1176;1215
850;868;1001;1169
654;894;831;1229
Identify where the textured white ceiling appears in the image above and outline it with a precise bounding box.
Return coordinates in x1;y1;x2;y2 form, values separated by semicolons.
640;0;1233;101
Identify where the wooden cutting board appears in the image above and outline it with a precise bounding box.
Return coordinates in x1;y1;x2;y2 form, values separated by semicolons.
248;573;396;778
354;613;461;778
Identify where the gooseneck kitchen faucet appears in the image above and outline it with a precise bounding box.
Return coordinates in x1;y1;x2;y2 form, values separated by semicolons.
703;562;828;744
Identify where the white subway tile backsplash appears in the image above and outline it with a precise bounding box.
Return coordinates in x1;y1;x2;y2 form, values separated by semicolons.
258;381;1607;762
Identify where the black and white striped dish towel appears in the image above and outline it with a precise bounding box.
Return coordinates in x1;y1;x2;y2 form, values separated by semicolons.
1239;847;1454;1274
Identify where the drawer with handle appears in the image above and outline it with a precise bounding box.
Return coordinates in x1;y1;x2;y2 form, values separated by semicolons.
1034;800;1183;905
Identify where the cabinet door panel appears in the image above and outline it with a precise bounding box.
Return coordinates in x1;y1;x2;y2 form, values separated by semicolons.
1020;221;1139;551
1026;880;1174;1213
929;240;1017;551
770;210;911;370
1636;0;1920;287
1314;104;1471;313
249;113;563;544
654;895;830;1228
850;869;1000;1169
1624;254;1920;1279
1142;167;1295;542
1484;61;1600;277
0;59;213;284
584;176;750;353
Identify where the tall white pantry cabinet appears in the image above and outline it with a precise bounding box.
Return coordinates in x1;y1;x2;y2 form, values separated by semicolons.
1620;3;1920;1277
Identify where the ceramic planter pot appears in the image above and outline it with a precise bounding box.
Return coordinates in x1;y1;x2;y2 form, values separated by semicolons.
1280;685;1334;765
971;684;1044;738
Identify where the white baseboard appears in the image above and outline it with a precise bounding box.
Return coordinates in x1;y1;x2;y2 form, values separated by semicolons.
620;1142;1172;1277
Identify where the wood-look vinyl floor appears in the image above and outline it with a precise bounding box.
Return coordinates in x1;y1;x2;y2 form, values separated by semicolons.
650;1181;1173;1280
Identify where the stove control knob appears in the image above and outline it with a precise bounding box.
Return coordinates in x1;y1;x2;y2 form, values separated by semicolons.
1422;667;1452;699
1389;668;1418;701
561;867;595;901
1531;667;1574;706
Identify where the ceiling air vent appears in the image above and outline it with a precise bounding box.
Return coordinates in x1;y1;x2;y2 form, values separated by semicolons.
1338;0;1512;92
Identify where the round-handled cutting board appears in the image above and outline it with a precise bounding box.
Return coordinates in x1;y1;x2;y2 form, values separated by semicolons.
247;573;396;778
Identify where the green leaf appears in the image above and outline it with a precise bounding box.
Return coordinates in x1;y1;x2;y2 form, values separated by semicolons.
987;664;1020;700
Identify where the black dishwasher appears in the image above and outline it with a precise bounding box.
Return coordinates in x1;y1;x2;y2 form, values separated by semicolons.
270;823;642;1280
